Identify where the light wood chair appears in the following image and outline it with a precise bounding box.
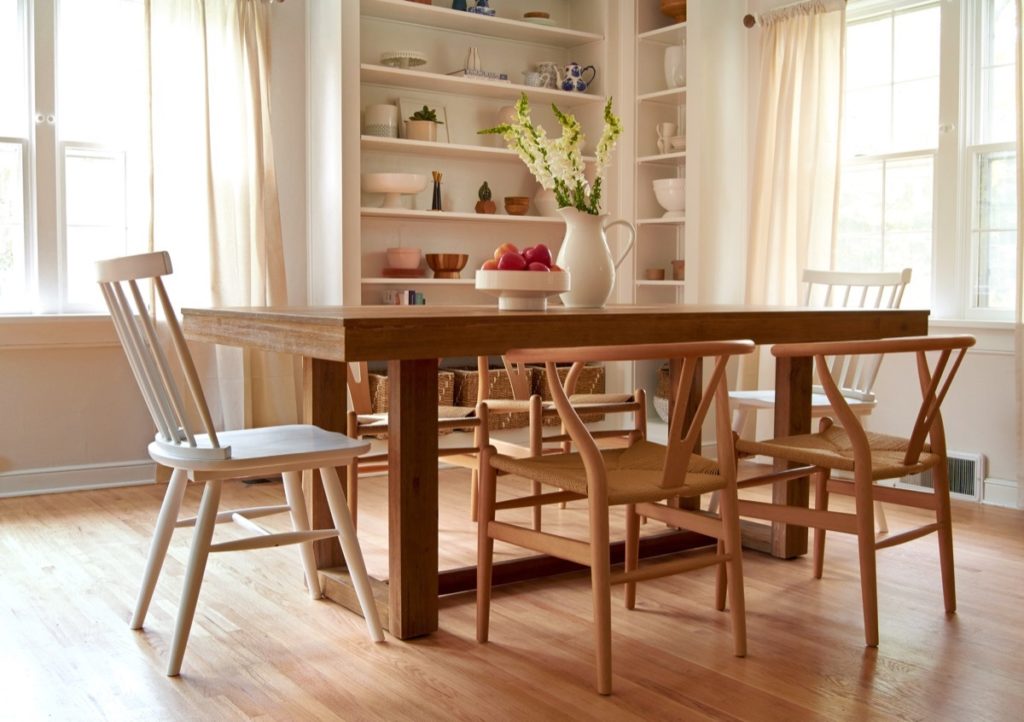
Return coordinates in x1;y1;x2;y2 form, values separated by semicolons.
476;340;754;695
345;361;478;528
470;355;646;530
97;251;384;676
733;335;975;647
725;268;913;531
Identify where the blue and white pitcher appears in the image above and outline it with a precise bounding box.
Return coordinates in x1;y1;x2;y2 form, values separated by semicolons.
561;62;596;92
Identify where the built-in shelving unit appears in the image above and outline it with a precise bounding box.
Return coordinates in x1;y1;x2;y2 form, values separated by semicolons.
360;208;563;224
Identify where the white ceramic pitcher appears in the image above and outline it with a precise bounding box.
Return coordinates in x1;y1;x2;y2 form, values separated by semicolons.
555;208;636;308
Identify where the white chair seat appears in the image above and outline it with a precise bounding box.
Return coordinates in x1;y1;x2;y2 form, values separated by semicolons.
729;390;876;413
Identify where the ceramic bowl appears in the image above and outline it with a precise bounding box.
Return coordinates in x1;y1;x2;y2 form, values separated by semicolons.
475;269;570;311
667;135;685;151
652;178;685;218
504;196;530;216
362;173;429;209
386;247;422;270
425;253;469;279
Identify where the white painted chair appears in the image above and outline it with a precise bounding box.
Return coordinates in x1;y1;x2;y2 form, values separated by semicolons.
725;268;913;531
97;251;384;676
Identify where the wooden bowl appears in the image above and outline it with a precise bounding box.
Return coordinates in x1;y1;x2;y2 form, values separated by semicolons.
425;253;469;279
504;196;530;216
660;0;687;23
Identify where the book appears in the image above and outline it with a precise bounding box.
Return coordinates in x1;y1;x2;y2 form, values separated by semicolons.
446;68;510;82
382;289;427;305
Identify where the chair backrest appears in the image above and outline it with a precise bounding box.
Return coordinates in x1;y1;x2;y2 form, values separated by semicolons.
96;251;229;461
802;268;912;401
504;341;755;500
771;335;975;467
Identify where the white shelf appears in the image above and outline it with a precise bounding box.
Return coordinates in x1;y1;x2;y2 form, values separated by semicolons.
361;0;604;48
637;217;686;226
638;22;687;43
636;280;685;287
361;208;564;224
637;150;686;164
361;135;597;163
362;277;475;286
361;64;606;107
637;87;687;105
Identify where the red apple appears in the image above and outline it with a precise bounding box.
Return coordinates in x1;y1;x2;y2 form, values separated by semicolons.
528;262;550;272
523;243;552;268
497;251;527;271
493;242;519;261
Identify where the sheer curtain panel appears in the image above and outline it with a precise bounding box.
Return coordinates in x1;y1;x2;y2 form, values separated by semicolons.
146;0;296;429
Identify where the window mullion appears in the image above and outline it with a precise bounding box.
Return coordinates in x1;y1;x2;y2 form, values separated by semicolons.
30;0;60;312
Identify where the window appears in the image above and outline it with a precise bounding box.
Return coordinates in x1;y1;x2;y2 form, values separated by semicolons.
0;0;146;314
836;0;1018;319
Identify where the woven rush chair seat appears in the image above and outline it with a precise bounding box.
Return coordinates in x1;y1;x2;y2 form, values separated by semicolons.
491;440;724;504
737;424;940;480
476;339;754;695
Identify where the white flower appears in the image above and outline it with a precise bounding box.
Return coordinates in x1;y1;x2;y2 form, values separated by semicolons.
480;93;622;215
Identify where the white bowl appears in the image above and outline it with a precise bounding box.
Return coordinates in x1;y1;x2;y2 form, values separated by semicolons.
653;178;685;218
386;247;422;269
475;269;570;311
667;135;685;151
362;173;429;209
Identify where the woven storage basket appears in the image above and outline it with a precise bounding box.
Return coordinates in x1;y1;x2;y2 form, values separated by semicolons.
452;366;533;430
532;363;606;425
368;370;455;414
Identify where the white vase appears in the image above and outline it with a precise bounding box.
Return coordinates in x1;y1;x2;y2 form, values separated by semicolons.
554;208;636;308
664;43;686;89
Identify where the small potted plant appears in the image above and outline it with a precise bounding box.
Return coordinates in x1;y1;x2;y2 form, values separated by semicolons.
405;104;444;142
475;181;496;214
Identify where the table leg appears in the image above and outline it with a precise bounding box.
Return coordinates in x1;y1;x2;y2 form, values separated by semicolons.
770;355;812;558
386;358;439;639
302;357;347;568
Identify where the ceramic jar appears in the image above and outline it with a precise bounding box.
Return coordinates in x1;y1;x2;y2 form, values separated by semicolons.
664;43;686;89
561;62;596;92
365;104;399;138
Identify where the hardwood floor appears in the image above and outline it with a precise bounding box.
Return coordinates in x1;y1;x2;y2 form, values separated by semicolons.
0;470;1021;720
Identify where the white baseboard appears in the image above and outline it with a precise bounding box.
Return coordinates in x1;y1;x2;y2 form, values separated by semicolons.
0;460;156;498
982;477;1019;509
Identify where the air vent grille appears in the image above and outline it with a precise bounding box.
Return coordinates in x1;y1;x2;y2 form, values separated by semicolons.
897;452;984;501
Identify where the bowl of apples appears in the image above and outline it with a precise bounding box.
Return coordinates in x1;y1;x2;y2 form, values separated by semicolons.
475;242;569;311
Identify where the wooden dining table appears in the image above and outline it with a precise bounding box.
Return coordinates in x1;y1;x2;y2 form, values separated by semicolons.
182;303;928;640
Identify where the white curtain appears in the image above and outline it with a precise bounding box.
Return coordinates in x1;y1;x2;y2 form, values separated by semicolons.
739;0;845;415
1015;0;1023;510
146;0;297;429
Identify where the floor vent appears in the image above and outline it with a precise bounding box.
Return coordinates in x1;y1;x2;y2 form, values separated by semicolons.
896;452;984;501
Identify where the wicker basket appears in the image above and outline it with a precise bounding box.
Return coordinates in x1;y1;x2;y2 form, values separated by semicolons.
532;363;606;425
452;366;533;430
368;369;455;414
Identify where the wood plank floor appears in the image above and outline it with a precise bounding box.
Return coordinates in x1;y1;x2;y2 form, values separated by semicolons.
0;470;1021;721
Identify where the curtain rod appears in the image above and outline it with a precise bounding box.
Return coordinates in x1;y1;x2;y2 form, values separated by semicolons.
743;0;845;28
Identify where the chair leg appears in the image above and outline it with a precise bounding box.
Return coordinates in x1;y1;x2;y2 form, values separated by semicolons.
531;481;543;531
131;467;189;630
813;469;830;580
932;460;957;614
469;468;479;522
319;466;385;643
282;470;323;599
346;458;359;531
623;503;639;609
874;501;889;534
854;481;880;647
714;539;727;612
718;486;747;657
167;479;222;676
476;449;497;643
588;503;613;695
731;405;750;436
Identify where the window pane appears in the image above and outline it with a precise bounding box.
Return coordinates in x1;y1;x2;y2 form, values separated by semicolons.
837;155;933;308
0;141;27;310
0;0;28;137
891;77;939;150
972;150;1017;311
63;149;127;307
893;5;940;82
846;17;892;90
845;87;892;157
56;0;147;145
